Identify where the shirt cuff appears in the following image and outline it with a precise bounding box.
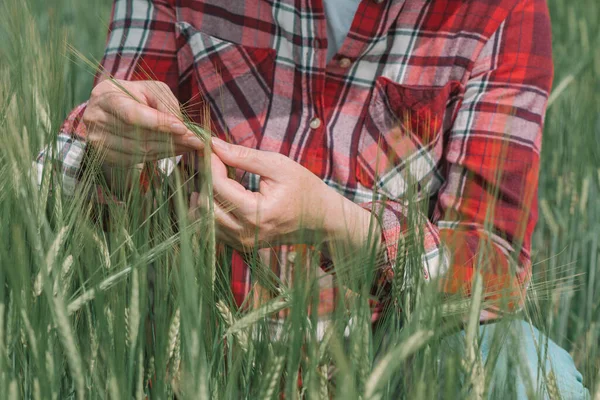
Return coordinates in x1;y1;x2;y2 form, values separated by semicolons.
359;200;450;291
359;200;408;280
35;133;88;197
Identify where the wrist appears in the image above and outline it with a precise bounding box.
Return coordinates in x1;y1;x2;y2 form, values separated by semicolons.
321;187;383;255
99;160;142;197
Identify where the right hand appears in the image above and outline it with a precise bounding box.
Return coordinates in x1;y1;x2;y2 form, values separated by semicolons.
82;79;204;167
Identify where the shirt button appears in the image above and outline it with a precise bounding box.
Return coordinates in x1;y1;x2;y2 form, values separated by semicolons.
287;251;297;264
339;57;352;68
309;117;322;129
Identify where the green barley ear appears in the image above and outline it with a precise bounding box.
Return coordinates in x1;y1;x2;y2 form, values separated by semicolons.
364;329;434;399
135;347;145;400
216;300;248;353
257;354;285;400
546;370;562;400
166;308;181;365
50;282;85;400
225;296;290;337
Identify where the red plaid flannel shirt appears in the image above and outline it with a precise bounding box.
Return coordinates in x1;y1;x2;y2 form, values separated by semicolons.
37;0;553;323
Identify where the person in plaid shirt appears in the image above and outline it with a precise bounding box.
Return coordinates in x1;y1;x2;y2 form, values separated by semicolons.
37;0;589;396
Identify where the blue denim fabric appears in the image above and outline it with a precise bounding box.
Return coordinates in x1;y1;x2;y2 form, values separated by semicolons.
445;320;590;399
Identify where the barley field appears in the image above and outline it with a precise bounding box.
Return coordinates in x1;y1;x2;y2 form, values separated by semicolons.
0;0;598;398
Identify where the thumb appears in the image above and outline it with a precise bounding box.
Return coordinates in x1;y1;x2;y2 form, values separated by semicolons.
211;137;276;177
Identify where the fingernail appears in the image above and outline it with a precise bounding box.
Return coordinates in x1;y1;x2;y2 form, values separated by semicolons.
211;137;230;150
170;123;187;135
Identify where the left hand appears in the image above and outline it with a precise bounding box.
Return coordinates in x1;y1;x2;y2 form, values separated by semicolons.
188;138;380;253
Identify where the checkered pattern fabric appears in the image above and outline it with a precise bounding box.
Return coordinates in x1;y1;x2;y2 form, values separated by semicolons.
37;0;554;321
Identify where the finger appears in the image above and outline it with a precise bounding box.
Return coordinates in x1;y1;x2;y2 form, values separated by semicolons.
213;200;244;233
188;191;200;221
98;93;188;136
192;188;241;229
118;125;205;149
137;81;182;118
87;119;201;150
193;193;244;242
208;152;251;208
210;153;228;179
210;137;279;177
89;114;202;149
91;133;194;158
105;79;183;120
214;222;253;252
211;165;257;215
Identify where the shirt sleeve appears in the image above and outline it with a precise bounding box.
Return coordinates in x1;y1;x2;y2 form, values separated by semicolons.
35;0;184;197
361;0;554;315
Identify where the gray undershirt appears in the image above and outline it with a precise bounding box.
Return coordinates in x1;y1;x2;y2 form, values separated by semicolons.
323;0;361;62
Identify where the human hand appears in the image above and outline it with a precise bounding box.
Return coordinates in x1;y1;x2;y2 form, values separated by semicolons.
188;138;381;253
82;79;204;167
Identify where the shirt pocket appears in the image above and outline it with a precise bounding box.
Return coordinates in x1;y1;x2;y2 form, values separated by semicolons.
176;21;276;147
356;77;459;201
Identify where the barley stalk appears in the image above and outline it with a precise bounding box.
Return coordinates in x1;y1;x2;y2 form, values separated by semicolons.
464;272;485;400
36;155;52;229
53;255;73;297
8;379;17;400
135;347;144;400
88;329;99;385
45;348;55;393
128;268;140;349
0;303;5;359
108;374;121;400
6;293;14;357
202;135;216;291
197;335;210;399
20;308;38;360
33;378;41;400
